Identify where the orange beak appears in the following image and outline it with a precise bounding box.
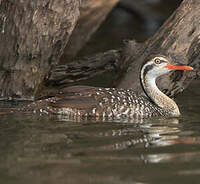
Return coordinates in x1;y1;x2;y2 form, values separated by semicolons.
165;64;193;71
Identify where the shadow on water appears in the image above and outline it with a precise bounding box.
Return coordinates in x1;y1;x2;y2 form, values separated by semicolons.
1;0;200;184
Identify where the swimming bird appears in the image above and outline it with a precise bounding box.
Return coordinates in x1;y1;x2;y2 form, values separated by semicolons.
19;55;193;118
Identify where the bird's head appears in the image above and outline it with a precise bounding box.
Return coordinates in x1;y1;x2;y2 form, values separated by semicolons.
141;55;193;80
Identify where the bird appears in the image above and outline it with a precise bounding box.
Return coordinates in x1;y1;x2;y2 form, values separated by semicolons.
17;55;193;118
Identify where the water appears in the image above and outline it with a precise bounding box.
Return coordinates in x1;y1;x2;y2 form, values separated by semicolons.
0;80;199;184
1;1;200;183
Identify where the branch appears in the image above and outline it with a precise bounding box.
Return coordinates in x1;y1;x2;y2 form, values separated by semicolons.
47;50;122;85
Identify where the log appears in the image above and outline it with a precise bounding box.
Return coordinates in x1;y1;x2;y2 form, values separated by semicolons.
48;50;121;85
38;40;141;99
0;0;81;100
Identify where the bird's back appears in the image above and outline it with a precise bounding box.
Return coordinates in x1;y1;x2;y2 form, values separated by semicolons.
22;85;167;118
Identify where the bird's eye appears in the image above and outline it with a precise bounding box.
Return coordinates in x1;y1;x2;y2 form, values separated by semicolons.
154;58;161;64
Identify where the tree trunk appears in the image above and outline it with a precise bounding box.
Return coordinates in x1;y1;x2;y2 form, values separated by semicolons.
0;0;81;100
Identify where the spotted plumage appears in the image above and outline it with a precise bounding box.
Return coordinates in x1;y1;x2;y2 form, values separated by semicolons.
19;86;174;118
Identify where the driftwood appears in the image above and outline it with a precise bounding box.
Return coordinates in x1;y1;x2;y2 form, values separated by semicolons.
0;0;200;100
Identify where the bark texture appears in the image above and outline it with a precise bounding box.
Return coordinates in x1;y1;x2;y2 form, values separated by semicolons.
0;0;81;99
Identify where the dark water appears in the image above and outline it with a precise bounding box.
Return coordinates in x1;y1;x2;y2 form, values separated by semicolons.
1;1;200;183
0;80;200;184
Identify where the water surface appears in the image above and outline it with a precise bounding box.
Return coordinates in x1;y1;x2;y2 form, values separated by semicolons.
0;80;200;184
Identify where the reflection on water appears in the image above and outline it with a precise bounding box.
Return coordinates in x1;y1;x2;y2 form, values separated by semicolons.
0;80;200;184
142;151;200;164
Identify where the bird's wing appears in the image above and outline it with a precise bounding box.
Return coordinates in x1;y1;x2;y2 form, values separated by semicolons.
47;85;102;110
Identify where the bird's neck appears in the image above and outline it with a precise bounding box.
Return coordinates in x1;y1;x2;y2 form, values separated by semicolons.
141;75;180;117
